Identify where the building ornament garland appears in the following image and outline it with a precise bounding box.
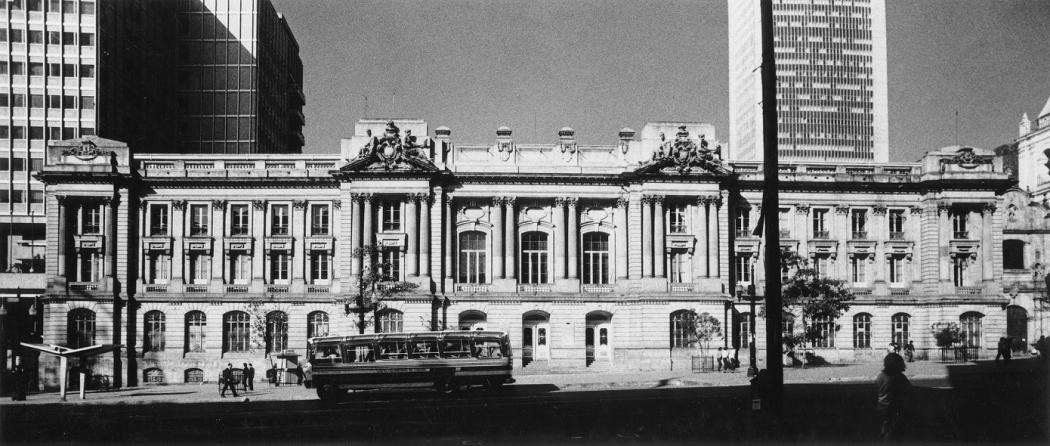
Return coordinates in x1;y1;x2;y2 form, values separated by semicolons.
834;205;850;214
909;206;923;215
795;204;811;214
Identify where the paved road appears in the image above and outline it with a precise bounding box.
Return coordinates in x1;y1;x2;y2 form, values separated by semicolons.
2;358;1046;444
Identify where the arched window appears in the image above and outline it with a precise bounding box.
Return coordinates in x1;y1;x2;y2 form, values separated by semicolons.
891;313;910;346
265;311;289;354
458;231;487;284
143;310;166;352
143;368;164;384
67;309;96;348
669;310;696;348
960;312;983;348
520;231;549;284
581;232;610;285
1003;240;1025;269
185;368;204;383
812;315;835;348
307;311;330;339
377;309;403;333
223;311;250;353
458;310;488;331
853;313;872;349
185;311;206;353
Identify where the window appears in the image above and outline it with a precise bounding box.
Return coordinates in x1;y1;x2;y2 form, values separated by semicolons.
9;29;24;43
62;63;75;77
960;312;982;348
458;231;487;284
669;249;690;283
79;64;94;78
79;32;94;46
223;311;250;353
30;93;44;107
80;95;94;109
813;255;829;279
28;30;43;44
812;316;835;348
269;253;289;284
47;31;60;45
888;255;904;284
12;94;25;107
520;231;549;284
778;210;790;237
265;312;288;354
185;368;204;383
143;311;166;353
82;203;101;234
853;313;872;349
738;312;751;348
851;209;867;239
307;311;329;339
669;310;696;348
850;254;867;284
951;211;968;239
188;253;209;284
63;95;75;108
382;200;401;231
230;253;250;284
379;247;401;281
185;311;206;353
11;62;25;76
952;256;967;287
309;252;329;283
270;204;289;236
310;204;329;235
0;62;6;75
889;210;905;239
149;204;168;235
189;204;208;236
891;313;910;346
669;205;687;233
79;1;94;14
79;249;100;282
29;126;44;139
67;309;96;348
230;204;249;235
1003;240;1025;269
582;232;609;285
29;63;44;77
812;209;828;238
378;309;403;333
735;208;751;237
26;0;42;11
736;254;753;282
150;253;171;284
47;94;60;109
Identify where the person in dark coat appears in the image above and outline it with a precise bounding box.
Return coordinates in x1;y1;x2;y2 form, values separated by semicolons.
220;363;239;398
295;364;304;385
995;337;1012;364
246;363;255;391
876;353;911;441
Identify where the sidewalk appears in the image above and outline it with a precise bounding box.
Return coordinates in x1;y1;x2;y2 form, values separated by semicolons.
0;359;965;406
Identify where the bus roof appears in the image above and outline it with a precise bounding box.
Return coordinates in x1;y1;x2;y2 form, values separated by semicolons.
308;330;507;345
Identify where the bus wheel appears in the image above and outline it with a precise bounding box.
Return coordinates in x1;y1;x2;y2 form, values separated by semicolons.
317;385;340;402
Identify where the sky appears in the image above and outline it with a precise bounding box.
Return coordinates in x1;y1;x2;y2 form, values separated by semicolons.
272;0;1050;162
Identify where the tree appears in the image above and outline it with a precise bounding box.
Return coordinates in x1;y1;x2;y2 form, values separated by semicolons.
692;311;722;357
931;322;962;348
763;249;855;358
346;245;419;334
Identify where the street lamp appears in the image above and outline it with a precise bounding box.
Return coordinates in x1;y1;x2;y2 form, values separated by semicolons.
737;283;760;377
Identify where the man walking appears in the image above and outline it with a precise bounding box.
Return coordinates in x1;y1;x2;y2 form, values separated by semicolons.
220;363;239;398
246;363;255;391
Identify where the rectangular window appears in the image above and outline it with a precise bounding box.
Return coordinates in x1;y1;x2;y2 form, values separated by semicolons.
230;253;251;284
382;200;401;231
47;31;60;45
10;29;24;43
270;253;289;284
79;251;99;282
48;127;60;140
952;212;968;239
850;209;867;239
888;256;904;284
149;204;169;235
812;316;835;348
669;249;690;283
230;204;249;236
270;204;289;236
813;255;829;278
669;205;687;233
735;208;751;237
189;204;208;235
186;312;206;353
11;190;24;204
582;233;611;285
11;157;25;170
850;255;867;284
520;232;549;284
80;95;94;109
82;203;101;234
853;315;872;349
458;231;487;284
11;94;24;108
889;210;905;239
310;204;329;235
953;257;967;287
29;63;43;77
47;94;60;108
778;210;790;238
380;247;400;281
62;63;75;77
310;252;330;283
150;253;171;284
78;1;93;14
812;209;828;238
79;64;94;78
188;253;210;284
28;30;43;44
0;62;7;75
29;189;43;203
0;126;7;139
29;126;43;139
26;0;43;11
78;32;94;46
29;93;44;108
11;63;25;75
61;31;75;45
735;254;752;282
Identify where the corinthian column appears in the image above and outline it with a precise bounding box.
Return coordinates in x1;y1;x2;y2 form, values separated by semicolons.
641;195;653;278
350;194;363;276
504;197;516;279
981;204;995;283
653;195;666;278
554;198;567;280
491;197;505;280
567;197;579;279
407;194;420;277
695;196;709;278
419;193;431;279
171;200;186;285
615;196;629;280
444;194;454;283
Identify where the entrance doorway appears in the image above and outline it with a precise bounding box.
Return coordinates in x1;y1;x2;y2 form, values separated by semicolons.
585;311;612;367
1007;305;1028;352
522;311;550;367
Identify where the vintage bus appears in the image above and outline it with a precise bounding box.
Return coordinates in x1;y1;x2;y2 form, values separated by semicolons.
306;330;514;401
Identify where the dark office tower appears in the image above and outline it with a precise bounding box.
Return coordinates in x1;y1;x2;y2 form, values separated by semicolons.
174;0;304;154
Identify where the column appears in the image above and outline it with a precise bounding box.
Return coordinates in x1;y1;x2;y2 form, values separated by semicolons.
707;197;719;278
350;194;363;276
835;206;850;280
554;198;567;280
981;205;994;282
251;200;266;284
567;197;579;279
210;201;225;284
939;204;951;284
56;196;67;280
872;207;886;284
491;197;504;279
419;194;431;278
504;197;516;279
103;197;115;279
407;195;420;277
641;196;653;277
444;194;454;283
171;201;185;285
694;196;709;278
292;200;306;284
653;196;666;278
614;196;629;280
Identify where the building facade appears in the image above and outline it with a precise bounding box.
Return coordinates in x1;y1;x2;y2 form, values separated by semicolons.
30;120;1013;387
1016;95;1050;198
728;0;889;163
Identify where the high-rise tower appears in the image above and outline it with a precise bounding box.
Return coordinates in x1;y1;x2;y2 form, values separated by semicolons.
728;0;888;163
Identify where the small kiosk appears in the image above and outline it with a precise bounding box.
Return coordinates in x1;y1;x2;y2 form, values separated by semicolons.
19;342;122;401
273;350;300;385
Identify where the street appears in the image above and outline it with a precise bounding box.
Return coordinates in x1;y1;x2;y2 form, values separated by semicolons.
1;358;1047;444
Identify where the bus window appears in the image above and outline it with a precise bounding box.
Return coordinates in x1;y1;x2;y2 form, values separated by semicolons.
314;344;342;363
409;337;439;359
441;336;471;359
346;341;375;363
377;339;408;360
474;338;503;358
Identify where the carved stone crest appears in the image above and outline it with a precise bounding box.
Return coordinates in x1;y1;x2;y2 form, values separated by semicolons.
357;121;432;170
62;139;105;161
641;126;724;174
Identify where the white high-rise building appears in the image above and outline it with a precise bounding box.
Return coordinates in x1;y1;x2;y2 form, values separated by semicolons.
728;0;889;163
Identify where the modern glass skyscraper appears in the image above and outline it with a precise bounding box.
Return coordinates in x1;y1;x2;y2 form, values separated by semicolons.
728;0;888;163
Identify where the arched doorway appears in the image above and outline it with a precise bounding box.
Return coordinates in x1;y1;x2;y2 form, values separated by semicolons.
1007;305;1028;352
522;311;550;367
458;310;487;331
585;311;612;367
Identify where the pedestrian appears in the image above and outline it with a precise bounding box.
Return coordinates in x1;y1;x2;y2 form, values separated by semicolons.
220;363;239;398
716;347;724;372
10;361;27;401
295;363;304;385
732;348;741;370
886;342;896;355
246;363;255;391
904;341;915;362
995;337;1012;364
1034;336;1048;361
876;352;911;442
270;363;280;387
302;361;313;388
721;347;732;372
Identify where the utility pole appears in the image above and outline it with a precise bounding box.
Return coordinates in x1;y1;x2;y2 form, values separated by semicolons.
760;0;784;418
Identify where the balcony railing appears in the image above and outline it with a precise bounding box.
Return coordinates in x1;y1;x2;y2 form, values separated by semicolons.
889;288;910;296
226;285;249;293
144;284;168;293
457;284;490;293
267;285;289;293
956;286;982;295
190;227;209;236
851;231;868;240
149;226;168;236
582;284;613;293
69;282;98;291
669;283;695;293
954;231;969;240
271;227;290;236
669;224;688;234
736;229;752;238
519;284;552;293
850;287;873;295
311;226;330;236
812;230;830;239
306;285;330;294
185;285;208;293
889;231;906;240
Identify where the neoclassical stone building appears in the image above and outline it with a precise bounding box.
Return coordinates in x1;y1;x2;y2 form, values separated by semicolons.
32;119;1014;387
